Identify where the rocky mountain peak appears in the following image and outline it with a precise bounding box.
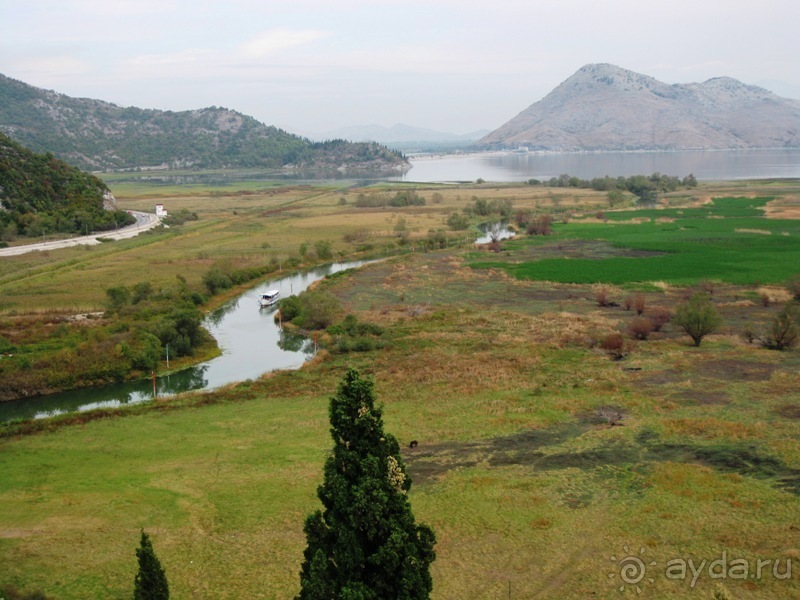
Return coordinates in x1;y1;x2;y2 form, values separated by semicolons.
479;64;800;151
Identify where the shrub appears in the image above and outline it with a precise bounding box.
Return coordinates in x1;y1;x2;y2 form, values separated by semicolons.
649;307;672;332
755;306;798;350
202;266;232;295
632;294;646;315
446;212;470;231
594;405;625;426
628;316;653;340
161;208;198;226
315;240;333;260
526;214;553;235
123;330;162;370
673;293;722;346
595;286;612;307
277;295;303;322
601;332;632;360
623;296;633;311
105;286;132;312
132;282;153;304
284;290;341;330
787;275;800;301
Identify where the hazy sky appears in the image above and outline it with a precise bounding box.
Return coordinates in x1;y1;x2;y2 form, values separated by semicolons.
2;0;798;136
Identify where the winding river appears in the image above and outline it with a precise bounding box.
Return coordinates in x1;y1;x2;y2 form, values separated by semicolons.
0;261;373;422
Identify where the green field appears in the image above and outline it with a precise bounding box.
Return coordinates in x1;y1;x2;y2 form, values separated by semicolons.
472;196;800;285
1;179;799;599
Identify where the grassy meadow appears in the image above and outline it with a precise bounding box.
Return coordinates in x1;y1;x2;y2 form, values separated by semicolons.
1;175;799;599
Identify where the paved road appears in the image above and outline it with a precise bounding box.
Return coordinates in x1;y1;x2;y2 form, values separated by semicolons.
0;211;161;257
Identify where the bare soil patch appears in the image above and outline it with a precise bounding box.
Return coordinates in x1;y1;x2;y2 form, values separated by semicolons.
764;195;800;219
697;358;776;382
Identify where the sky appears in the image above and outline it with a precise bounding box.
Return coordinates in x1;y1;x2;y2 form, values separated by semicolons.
1;0;798;137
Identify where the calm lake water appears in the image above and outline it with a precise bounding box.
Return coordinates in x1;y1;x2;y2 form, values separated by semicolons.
106;149;800;188
397;148;800;183
0;261;373;422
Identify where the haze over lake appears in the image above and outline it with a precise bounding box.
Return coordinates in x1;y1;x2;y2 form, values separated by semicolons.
395;148;800;183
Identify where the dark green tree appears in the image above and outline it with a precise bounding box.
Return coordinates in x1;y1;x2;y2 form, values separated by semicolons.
134;530;169;600
297;369;436;599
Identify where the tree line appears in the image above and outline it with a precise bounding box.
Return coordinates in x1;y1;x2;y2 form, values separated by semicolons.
528;172;697;204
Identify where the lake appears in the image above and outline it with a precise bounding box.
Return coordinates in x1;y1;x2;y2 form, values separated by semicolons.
396;148;800;183
104;148;800;189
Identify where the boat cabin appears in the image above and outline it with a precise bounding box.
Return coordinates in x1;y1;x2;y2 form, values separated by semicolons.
259;289;280;308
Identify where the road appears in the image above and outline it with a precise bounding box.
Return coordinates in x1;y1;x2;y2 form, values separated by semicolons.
0;211;161;257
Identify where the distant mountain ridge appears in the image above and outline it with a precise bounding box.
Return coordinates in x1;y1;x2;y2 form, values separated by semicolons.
0;74;407;172
479;63;800;151
320;123;490;144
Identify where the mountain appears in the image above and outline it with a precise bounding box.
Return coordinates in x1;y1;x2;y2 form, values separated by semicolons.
321;123;490;144
0;131;134;238
478;63;800;151
318;123;491;154
0;74;407;172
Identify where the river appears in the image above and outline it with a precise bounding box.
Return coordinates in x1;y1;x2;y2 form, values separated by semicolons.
0;261;373;422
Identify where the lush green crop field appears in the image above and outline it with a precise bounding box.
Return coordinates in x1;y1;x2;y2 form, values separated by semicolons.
472;197;800;285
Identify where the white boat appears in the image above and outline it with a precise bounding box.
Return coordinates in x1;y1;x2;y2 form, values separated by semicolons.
259;289;280;308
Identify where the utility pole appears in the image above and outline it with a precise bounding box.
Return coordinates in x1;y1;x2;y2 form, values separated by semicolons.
165;343;170;369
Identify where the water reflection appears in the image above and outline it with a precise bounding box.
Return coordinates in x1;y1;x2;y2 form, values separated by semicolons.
399;148;800;182
279;330;310;353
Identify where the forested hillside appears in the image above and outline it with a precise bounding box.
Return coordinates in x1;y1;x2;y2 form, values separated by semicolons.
0;74;408;172
0;132;133;239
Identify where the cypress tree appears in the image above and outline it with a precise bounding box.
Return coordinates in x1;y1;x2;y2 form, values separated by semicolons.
134;530;169;600
297;368;436;599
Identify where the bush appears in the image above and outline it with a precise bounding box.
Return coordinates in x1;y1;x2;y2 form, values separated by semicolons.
202;266;233;295
161;208;198;226
281;290;341;330
122;330;162;370
600;332;632;360
527;214;553;235
315;239;333;260
632;294;646;315
673;293;722;346
105;286;132;312
595;286;613;307
628;316;653;340
787;275;800;301
649;307;672;332
755;306;798;350
447;212;470;231
277;295;302;322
